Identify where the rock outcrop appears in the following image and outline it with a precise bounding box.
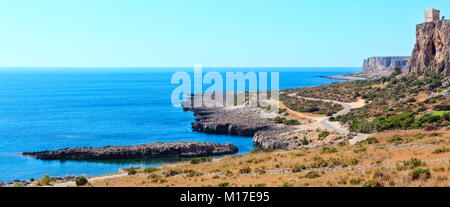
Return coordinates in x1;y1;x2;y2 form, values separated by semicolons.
362;56;410;77
184;106;275;137
22;142;238;160
404;20;450;76
182;93;298;149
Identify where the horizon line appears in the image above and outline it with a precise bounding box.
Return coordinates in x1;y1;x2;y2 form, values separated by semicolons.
0;66;361;69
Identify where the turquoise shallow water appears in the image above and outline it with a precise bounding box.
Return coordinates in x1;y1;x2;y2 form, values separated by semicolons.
0;67;359;182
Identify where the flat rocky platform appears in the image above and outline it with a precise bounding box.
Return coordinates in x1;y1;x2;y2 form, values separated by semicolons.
321;74;368;81
22;142;238;160
182;93;298;149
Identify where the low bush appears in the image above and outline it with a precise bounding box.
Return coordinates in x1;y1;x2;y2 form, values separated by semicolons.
301;137;309;145
387;135;403;144
434;105;450;111
217;182;230;187
321;146;337;153
362;180;383;187
165;169;181;177
190;157;212;164
349;178;363;185
402;158;423;169
250;148;274;154
75;177;88;186
283;119;300;125
271;117;300;125
318;131;330;139
304;171;320;179
291;164;306;173
309;156;328;168
239;167;252;174
128;167;137;175
358;137;379;145
410;168;431;180
144;167;159;173
432;148;450;154
39;175;51;186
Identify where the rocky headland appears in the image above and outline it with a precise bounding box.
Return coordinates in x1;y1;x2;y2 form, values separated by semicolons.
404;20;450;75
182;93;300;149
22;142;238;160
361;56;410;78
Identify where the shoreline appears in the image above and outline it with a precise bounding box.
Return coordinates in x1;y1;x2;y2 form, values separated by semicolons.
320;73;368;81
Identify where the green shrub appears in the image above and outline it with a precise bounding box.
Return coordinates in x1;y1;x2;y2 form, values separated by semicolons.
217;182;230;187
250;148;274;154
75;177;88;186
13;183;25;187
39;175;51;186
403;158;423;169
190;157;212;164
301;137;309;145
353;147;367;153
358;137;379;145
165;169;181;177
183;169;199;177
432;148;450;154
250;183;267;187
144;167;159;173
349;178;363;185
321;146;337;153
272;117;286;124
434;105;450;111
406;133;425;142
382;112;416;130
281;182;293;187
291;164;306;173
239;167;252;174
283;119;300;125
410;168;431;180
362;181;373;187
416;107;427;113
128;167;137;175
309;156;328;168
318;131;330;139
345;158;360;166
387;135;403;144
304;171;320;179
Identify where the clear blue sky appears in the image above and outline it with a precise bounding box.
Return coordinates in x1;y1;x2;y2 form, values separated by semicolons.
0;0;449;67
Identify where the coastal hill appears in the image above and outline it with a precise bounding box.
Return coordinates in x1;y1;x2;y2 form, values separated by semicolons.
404;20;450;76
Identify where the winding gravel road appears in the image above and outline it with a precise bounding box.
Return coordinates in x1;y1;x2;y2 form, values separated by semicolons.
294;95;368;144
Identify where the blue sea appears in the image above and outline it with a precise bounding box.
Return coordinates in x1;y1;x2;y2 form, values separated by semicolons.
0;67;360;182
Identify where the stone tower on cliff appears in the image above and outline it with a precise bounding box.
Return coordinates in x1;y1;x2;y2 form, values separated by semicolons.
403;9;449;76
425;8;440;22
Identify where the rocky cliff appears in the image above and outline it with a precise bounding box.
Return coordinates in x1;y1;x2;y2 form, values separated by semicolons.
362;56;410;77
22;142;238;160
404;20;450;76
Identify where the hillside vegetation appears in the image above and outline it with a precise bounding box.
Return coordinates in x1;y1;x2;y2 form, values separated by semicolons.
79;69;449;187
